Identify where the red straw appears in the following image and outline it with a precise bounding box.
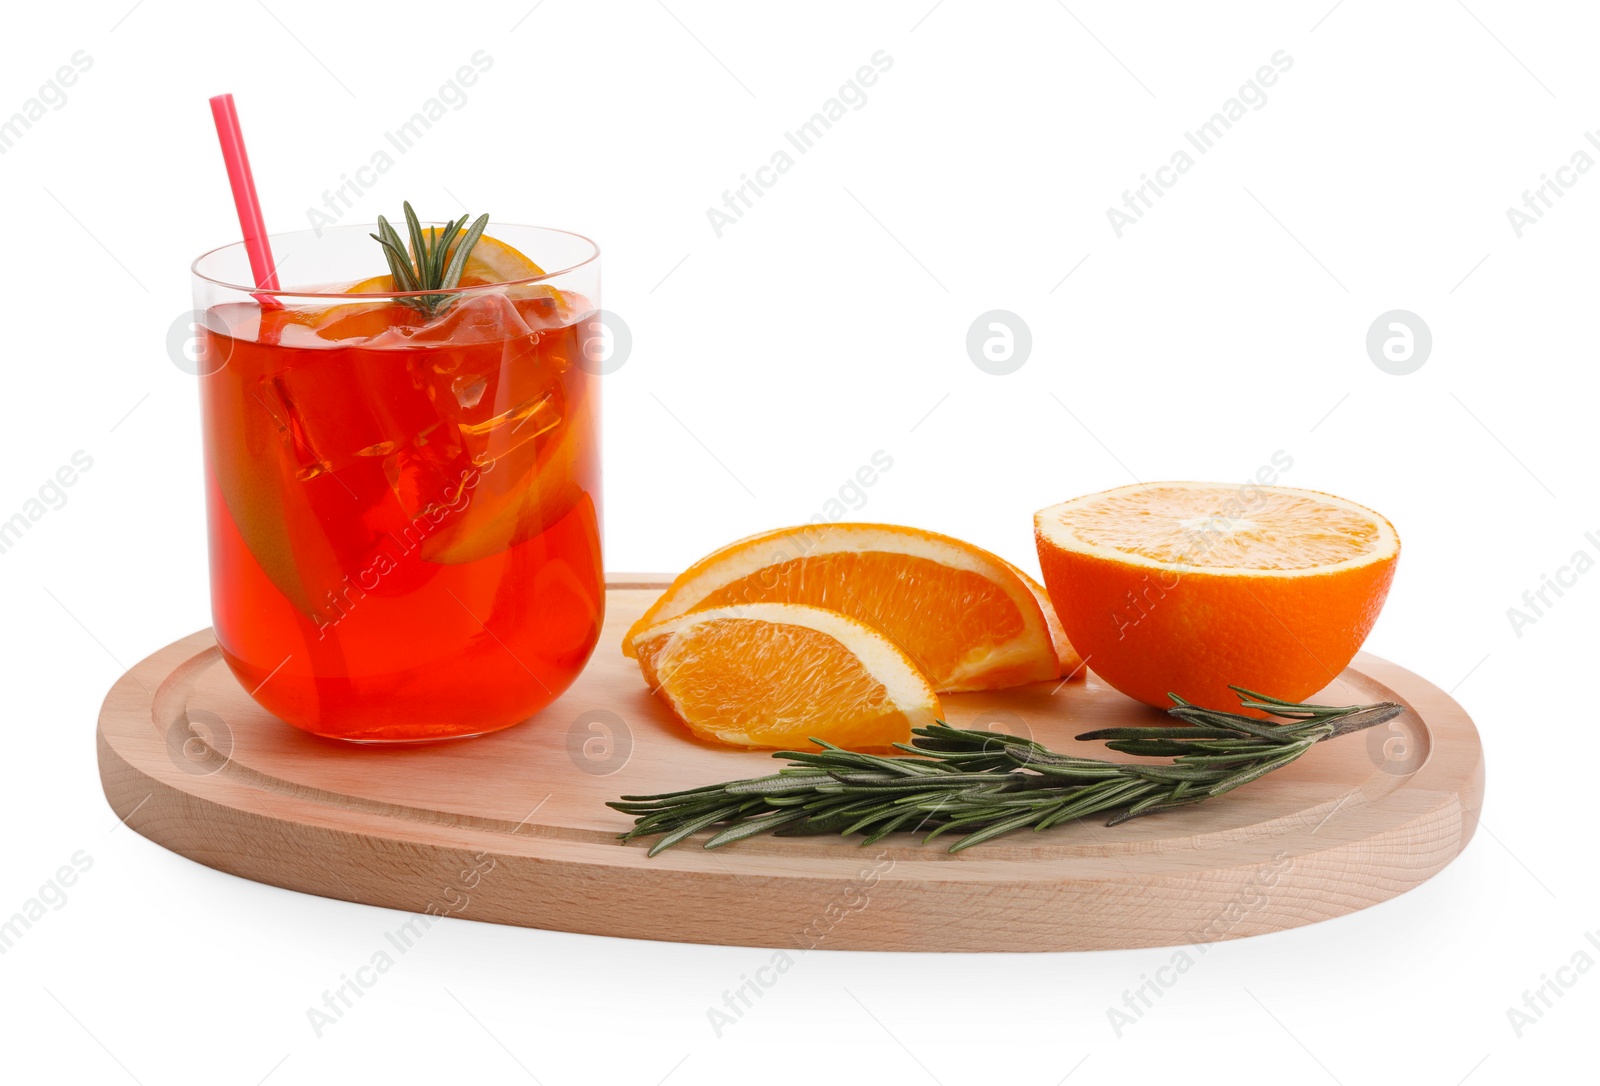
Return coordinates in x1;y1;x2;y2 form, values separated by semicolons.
209;93;281;295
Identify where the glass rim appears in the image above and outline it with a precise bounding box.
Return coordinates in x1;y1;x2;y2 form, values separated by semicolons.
190;221;600;300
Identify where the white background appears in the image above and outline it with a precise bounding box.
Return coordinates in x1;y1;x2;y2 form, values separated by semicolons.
2;1;1596;1082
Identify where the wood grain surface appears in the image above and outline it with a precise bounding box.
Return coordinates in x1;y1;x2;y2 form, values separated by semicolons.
97;579;1485;952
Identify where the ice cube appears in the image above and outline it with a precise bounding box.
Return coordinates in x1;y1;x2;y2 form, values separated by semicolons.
452;374;488;410
257;290;583;560
373;292;570;470
254;345;437;479
382;425;471;520
456;386;565;468
371;291;536;348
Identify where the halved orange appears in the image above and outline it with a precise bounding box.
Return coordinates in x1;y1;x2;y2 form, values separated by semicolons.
631;602;941;750
623;523;1070;692
1035;482;1400;711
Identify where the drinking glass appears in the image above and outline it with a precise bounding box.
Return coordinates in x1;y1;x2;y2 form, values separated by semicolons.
190;224;604;741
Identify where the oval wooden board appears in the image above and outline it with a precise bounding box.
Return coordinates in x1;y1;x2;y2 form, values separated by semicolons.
99;579;1484;952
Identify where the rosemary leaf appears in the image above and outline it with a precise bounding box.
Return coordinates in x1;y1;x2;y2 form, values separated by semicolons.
368;201;493;319
607;689;1405;854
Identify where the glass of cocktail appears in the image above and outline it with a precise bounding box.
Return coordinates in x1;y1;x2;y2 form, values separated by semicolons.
190;216;604;741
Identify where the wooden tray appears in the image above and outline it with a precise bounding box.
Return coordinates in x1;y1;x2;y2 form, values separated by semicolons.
98;580;1484;952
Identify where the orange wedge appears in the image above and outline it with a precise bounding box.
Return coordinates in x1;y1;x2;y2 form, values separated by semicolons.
1035;482;1400;711
1001;559;1085;681
418;390;588;566
631;603;941;750
624;523;1069;692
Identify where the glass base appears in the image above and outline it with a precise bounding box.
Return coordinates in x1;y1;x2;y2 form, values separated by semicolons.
307;723;514;746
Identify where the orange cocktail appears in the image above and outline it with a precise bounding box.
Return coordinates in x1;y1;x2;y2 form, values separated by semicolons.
191;221;604;741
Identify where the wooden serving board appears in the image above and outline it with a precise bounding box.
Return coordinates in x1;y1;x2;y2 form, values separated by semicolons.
98;579;1484;952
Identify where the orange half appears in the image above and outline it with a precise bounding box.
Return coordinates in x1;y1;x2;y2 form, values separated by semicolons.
1035;482;1400;710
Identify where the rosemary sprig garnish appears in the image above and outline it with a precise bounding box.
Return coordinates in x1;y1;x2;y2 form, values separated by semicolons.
608;688;1404;855
368;201;490;318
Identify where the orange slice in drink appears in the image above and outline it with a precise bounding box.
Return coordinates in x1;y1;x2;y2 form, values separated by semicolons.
322;233;551;340
624;523;1068;692
1034;482;1400;711
342;273;397;294
203;361;350;623
418;389;589;565
458;233;546;285
311;301;417;341
340;233;548;294
631;602;941;750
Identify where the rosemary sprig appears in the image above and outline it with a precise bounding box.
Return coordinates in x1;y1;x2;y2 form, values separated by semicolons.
368;201;490;318
608;687;1404;855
